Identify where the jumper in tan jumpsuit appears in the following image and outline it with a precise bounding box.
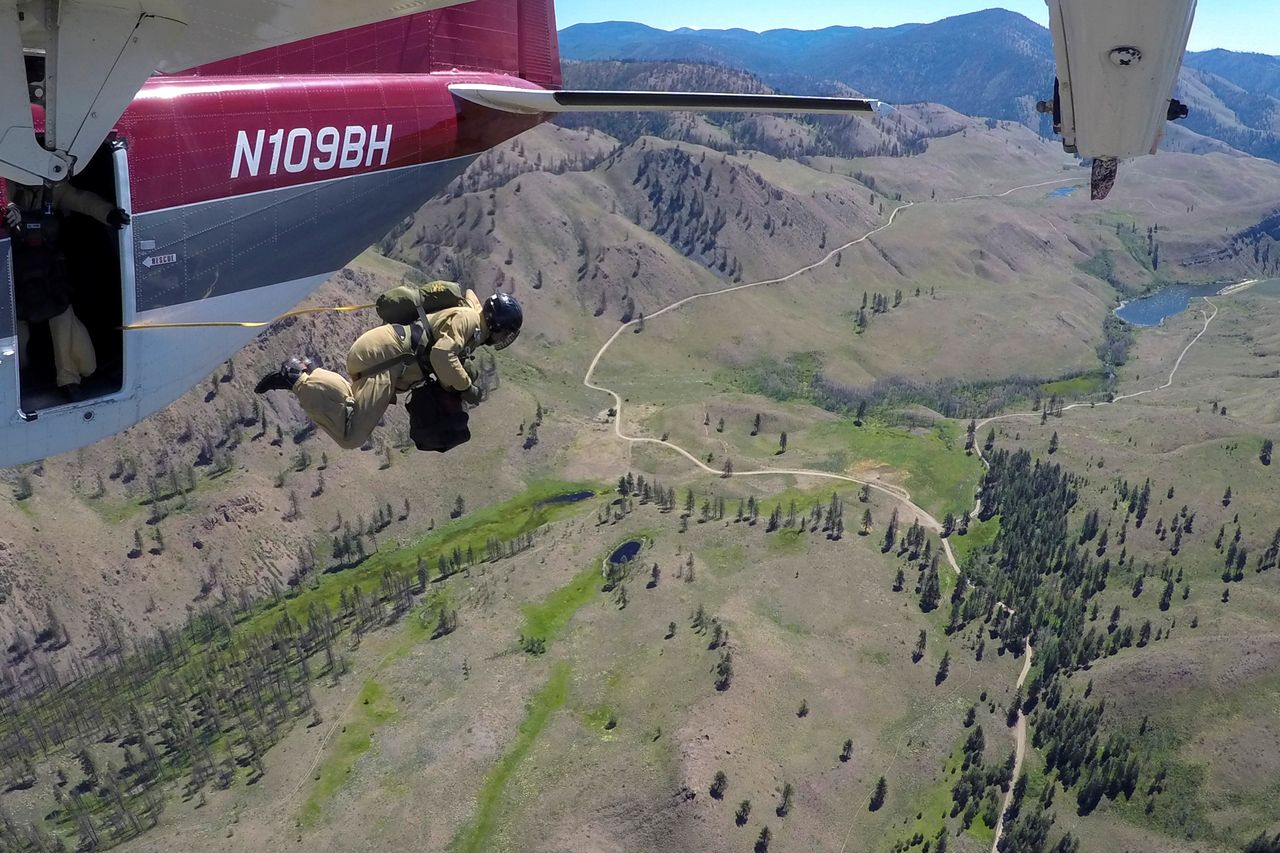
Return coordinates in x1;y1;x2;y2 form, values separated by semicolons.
5;180;115;388
293;289;488;449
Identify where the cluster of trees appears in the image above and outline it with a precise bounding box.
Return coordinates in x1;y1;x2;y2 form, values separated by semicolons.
948;722;1014;834
629;148;744;278
949;446;1227;843
520;402;544;450
815;372;1089;421
327;501;404;569
854;288;908;332
1097;314;1135;374
765;492;847;539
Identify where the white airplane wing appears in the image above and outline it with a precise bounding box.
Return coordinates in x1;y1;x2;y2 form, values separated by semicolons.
1044;0;1197;199
449;84;880;116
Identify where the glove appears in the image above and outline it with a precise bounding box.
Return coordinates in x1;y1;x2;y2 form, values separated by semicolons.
106;208;130;229
4;204;19;229
460;384;484;406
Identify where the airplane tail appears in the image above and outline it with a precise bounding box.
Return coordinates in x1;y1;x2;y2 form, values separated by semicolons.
185;0;562;89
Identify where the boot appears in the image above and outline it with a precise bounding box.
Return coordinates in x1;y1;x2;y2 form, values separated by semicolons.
254;357;312;394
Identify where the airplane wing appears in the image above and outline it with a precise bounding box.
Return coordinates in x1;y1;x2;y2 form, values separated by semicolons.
449;84;880;116
0;0;469;183
1044;0;1197;199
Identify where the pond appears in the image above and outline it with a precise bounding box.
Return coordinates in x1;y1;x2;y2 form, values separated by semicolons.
534;490;595;510
1046;186;1078;198
608;539;643;565
1114;283;1225;327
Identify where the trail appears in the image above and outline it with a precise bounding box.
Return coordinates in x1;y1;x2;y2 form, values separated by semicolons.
990;639;1035;853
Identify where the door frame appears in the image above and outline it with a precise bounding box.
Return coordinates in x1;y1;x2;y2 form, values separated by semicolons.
112;138;135;397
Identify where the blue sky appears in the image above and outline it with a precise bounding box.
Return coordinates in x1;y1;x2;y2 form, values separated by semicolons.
556;1;1279;54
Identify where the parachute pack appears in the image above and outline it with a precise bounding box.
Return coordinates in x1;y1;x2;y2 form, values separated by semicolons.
406;379;471;453
375;280;466;326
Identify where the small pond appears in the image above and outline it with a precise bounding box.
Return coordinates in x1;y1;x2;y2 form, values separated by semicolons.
534;490;595;510
609;539;643;565
1115;283;1224;327
1046;186;1078;198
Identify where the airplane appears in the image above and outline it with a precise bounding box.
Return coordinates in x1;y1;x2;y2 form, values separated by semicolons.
0;0;1196;469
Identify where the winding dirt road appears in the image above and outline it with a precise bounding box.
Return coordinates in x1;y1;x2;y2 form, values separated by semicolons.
990;639;1035;853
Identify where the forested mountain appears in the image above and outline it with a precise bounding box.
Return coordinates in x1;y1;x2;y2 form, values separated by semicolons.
560;10;1280;161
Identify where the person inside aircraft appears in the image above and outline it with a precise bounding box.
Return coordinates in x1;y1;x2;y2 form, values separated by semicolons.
4;179;130;401
254;286;522;452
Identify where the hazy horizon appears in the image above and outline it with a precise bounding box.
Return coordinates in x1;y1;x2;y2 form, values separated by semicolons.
556;2;1279;55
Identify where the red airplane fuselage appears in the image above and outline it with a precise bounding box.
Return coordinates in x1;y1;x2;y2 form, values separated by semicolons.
0;0;559;467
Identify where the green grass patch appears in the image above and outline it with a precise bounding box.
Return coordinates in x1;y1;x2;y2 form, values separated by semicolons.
300;680;397;826
733;351;823;402
583;705;619;737
701;541;748;576
1040;371;1105;400
520;562;603;647
806;420;983;518
889;748;964;853
519;533;651;647
766;527;809;554
1108;758;1213;841
1076;249;1117;286
948;517;1000;568
84;494;144;524
450;662;572;853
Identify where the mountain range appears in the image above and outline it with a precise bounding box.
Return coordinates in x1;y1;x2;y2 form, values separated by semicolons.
559;9;1280;161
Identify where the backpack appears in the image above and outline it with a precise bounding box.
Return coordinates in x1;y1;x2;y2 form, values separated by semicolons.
375;280;466;326
406;379;471;453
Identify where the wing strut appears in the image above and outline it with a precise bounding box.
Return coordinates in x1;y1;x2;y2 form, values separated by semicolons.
450;84;881;116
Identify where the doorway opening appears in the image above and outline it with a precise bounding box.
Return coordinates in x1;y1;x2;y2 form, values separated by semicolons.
12;138;126;410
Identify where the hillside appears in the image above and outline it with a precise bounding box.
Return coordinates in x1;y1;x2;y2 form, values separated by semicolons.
2;69;1280;853
559;11;1280;161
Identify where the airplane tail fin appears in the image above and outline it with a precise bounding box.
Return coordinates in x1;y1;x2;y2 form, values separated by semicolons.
185;0;562;88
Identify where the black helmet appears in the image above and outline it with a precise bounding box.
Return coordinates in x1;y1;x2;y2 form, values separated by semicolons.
483;292;523;350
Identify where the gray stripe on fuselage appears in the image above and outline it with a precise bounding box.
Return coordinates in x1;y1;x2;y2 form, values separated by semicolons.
0;239;12;338
134;156;477;312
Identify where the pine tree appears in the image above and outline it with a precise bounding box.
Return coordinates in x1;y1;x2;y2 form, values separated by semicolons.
869;776;888;811
710;770;728;799
776;782;794;817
